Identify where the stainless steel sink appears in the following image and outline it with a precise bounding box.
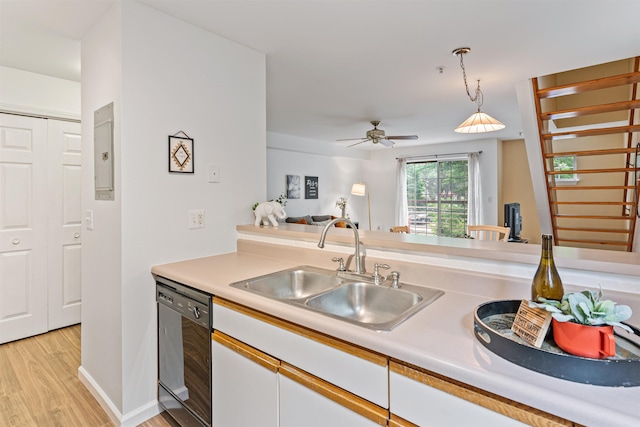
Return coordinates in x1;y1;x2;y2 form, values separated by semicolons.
306;281;443;330
229;266;343;300
230;266;444;331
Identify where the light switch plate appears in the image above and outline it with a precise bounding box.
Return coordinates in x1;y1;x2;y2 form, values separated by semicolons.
85;210;94;230
208;164;220;183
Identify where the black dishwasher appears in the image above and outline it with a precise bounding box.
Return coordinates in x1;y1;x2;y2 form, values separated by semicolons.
156;276;212;427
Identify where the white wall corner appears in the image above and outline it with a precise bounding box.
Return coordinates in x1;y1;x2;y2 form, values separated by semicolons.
81;0;267;419
78;366;161;427
77;366;123;426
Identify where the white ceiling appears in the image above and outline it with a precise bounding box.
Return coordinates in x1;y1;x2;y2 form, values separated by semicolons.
1;0;639;147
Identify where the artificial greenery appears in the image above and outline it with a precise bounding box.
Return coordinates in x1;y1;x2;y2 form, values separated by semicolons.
252;193;288;211
530;288;633;333
272;193;288;206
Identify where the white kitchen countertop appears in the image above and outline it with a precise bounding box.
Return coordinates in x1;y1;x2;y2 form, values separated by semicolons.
151;228;640;426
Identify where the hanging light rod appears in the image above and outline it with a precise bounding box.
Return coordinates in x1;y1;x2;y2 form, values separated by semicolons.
452;47;505;134
396;150;483;161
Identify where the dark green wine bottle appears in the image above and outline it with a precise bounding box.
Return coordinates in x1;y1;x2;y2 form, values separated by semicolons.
531;234;564;302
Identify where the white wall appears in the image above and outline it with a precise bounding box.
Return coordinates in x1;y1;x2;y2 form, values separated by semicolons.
367;139;501;232
0;66;80;119
81;1;266;424
267;132;367;220
80;1;124;415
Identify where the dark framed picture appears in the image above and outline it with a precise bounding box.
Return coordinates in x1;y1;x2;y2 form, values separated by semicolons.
305;176;318;199
286;175;301;199
169;135;194;173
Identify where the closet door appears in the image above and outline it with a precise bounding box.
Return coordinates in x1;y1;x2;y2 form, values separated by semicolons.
0;113;48;344
47;120;82;329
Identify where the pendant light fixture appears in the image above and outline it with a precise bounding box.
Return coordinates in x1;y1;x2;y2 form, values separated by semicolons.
452;47;505;133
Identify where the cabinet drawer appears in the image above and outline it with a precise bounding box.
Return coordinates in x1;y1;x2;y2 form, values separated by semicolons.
213;298;388;408
390;361;570;427
280;363;388;427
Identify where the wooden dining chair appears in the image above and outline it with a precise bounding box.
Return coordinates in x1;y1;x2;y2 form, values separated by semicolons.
390;226;409;233
467;225;510;242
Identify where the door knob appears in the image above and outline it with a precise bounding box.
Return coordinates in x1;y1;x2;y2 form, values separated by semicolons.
12;238;20;245
73;232;80;238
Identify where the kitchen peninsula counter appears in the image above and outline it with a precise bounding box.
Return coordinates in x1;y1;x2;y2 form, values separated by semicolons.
151;224;640;426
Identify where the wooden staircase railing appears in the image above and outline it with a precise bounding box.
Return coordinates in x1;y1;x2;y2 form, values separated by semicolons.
532;57;640;251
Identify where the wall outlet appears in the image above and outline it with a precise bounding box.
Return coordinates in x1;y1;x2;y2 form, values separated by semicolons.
188;209;205;229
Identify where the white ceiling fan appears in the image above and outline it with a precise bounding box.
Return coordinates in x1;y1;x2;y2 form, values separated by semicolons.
337;121;418;147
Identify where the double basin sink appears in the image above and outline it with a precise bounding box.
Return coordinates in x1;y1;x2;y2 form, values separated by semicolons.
230;266;444;331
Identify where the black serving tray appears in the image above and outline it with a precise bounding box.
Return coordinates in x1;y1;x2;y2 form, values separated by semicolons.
474;300;640;387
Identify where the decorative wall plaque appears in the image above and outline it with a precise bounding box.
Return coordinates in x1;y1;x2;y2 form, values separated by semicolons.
169;133;194;173
305;176;318;199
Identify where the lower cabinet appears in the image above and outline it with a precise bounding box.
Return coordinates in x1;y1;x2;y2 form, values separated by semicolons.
212;329;386;427
389;361;572;427
212;297;388;407
211;331;278;427
280;363;386;427
211;297;574;427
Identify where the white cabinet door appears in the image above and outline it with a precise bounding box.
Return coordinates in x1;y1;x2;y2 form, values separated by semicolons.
47;120;82;329
0;113;48;343
390;365;526;427
213;299;388;408
279;364;386;427
212;331;278;427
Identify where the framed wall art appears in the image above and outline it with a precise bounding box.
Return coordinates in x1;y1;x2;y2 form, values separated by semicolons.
169;132;194;173
305;176;318;199
286;174;301;199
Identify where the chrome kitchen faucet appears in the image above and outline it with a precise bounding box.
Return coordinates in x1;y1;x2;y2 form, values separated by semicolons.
318;217;366;274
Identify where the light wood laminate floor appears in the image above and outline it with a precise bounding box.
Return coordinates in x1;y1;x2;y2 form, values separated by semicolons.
0;325;177;427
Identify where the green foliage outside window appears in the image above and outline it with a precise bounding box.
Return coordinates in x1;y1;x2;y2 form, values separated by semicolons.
553;155;576;180
406;160;468;237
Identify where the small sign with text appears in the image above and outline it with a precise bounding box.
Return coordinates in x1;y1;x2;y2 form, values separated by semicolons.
511;300;552;348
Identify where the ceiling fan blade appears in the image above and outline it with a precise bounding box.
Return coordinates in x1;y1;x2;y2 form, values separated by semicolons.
348;139;369;147
386;135;418;140
337;137;367;142
379;138;395;147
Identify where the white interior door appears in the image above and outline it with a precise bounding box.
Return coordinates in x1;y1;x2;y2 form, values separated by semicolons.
0;113;48;344
47;120;82;329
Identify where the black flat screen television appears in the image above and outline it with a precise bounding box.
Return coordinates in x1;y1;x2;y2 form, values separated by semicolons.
504;203;522;242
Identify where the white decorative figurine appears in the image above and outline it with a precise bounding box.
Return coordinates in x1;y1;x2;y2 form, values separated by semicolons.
254;201;287;227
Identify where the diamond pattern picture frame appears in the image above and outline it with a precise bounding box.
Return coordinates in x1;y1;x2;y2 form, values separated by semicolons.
169;135;194;173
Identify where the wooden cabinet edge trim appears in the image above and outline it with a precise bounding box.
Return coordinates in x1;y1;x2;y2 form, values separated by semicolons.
280;362;389;426
389;360;573;427
389;413;420;427
212;330;280;372
213;297;387;367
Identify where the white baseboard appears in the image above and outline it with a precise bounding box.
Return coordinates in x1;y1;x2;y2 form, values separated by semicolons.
121;400;163;427
78;365;162;427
